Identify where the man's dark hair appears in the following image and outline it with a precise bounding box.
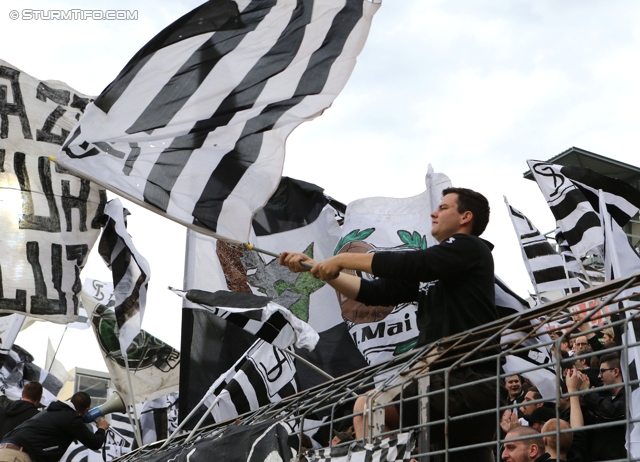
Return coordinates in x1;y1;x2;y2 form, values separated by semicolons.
600;353;621;371
22;381;43;402
71;391;92;413
442;187;490;236
527;386;542;401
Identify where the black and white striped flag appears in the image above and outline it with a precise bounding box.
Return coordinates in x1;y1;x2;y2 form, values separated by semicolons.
554;229;593;289
98;199;151;355
204;340;298;423
306;431;414;462
505;197;583;295
57;0;379;244
173;288;319;350
495;276;556;400
527;159;640;259
598;190;640;457
0;345;63;406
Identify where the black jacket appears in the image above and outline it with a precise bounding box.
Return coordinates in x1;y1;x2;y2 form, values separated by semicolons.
357;233;498;366
0;400;40;441
583;387;626;461
3;401;106;462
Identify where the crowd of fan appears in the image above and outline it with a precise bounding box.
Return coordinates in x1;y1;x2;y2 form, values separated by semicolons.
501;320;625;462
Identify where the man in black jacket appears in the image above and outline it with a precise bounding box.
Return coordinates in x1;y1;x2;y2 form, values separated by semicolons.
281;187;499;461
0;381;42;441
0;391;109;462
583;353;626;461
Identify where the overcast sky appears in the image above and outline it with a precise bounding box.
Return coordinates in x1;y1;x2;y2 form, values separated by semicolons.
3;0;640;373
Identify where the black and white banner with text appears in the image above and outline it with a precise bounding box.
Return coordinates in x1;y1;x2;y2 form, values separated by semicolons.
0;60;105;323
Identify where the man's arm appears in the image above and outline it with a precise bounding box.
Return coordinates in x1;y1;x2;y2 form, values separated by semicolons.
279;251;373;281
70;415;108;450
279;252;368;299
566;369;584;428
279;251;416;305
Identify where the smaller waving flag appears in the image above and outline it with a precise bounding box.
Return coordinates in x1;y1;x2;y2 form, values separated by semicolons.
171;288;318;351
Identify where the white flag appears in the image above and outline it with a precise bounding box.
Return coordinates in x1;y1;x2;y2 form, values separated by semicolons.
338;166;451;365
45;337;72;384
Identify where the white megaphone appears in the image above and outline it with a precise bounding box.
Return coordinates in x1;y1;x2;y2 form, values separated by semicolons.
84;391;127;423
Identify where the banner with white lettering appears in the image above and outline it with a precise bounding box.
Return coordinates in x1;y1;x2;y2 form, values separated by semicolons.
0;60;106;323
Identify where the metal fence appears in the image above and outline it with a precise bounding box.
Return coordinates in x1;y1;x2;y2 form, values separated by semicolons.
116;273;640;462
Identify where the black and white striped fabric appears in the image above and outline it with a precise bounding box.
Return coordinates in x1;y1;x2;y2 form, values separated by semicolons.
0;314;24;355
495;276;556;399
527;159;640;259
555;229;591;290
0;345;63;406
98;199;151;355
505;197;583;294
173;288;319;350
204;340;298;423
57;0;379;244
306;431;414;462
599;191;640;457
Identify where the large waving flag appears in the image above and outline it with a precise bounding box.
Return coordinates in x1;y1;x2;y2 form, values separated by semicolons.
336;167;452;365
0;60;105;323
56;0;380;244
527;159;640;258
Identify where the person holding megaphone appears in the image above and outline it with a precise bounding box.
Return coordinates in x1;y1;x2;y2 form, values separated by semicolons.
0;391;109;462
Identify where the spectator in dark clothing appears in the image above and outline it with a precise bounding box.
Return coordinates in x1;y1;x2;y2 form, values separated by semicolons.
507;375;525;407
519;387;545;422
601;327;614;344
0;391;109;462
0;382;42;441
573;348;602;388
582;353;626;461
523;407;556;432
281;187;499;462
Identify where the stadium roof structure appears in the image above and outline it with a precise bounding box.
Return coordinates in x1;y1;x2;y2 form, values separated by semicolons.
523;146;640;186
115;273;640;462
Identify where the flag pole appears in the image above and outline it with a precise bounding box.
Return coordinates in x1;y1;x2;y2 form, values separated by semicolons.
576;259;594;287
244;244;313;268
158;339;263;450
47;326;67;372
122;353;144;448
278;347;334;381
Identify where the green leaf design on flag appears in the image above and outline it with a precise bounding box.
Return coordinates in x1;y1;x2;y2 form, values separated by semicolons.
273;243;324;322
333;228;375;255
397;230;428;250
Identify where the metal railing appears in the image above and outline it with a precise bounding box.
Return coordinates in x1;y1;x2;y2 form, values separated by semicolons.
116;272;640;462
